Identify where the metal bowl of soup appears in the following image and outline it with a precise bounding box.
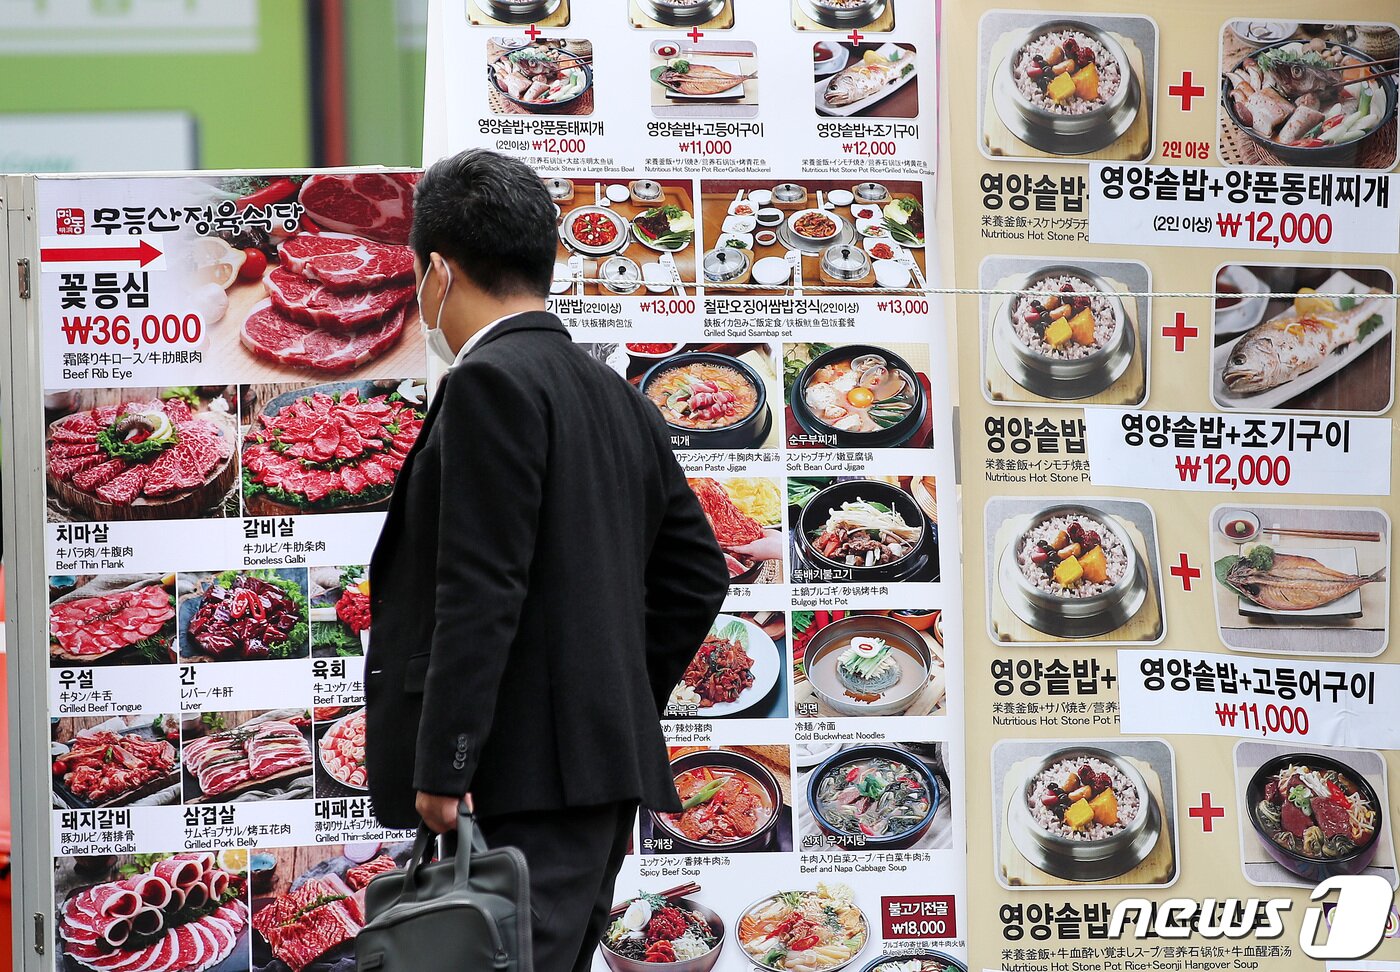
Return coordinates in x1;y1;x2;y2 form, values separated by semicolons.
642;352;771;449
653;749;783;852
802;615;932;717
807;744;940;851
1246;751;1384;881
791;344;927;448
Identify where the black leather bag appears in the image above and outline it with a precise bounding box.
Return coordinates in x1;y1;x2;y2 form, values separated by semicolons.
357;802;532;972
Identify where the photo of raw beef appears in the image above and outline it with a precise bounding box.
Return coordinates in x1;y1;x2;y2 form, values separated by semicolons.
49;574;177;666
240;380;427;515
296;172;417;245
54;852;250;972
181;710;314;804
250;842;413;972
309;566;370;658
52;715;181;809
178;569;309;662
45;389;237;522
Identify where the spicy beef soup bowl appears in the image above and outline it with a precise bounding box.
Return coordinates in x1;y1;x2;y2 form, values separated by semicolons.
997;503;1148;639
642;352;771;450
1008;746;1160;882
652;749;783;852
1246;751;1383;882
992;265;1135;400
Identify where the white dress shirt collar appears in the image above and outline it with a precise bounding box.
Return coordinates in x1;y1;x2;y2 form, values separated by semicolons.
452;311;529;366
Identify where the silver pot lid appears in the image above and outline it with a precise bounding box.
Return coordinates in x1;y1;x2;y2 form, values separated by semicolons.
853;182;889;201
544;178;574;199
703;248;749;282
822;244;869;279
772;183;804;201
601;255;642;291
631;179;663;200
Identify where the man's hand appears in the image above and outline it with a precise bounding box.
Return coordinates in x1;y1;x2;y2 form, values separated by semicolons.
416;791;472;833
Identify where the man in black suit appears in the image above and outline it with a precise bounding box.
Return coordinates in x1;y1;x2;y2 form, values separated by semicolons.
364;149;731;972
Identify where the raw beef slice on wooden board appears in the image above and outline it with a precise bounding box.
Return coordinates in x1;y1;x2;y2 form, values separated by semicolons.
264;266;414;330
242;298;409;373
277;232;414;291
298;172;417;244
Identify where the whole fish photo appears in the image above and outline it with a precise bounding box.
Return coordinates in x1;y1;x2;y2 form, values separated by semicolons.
1211;264;1395;414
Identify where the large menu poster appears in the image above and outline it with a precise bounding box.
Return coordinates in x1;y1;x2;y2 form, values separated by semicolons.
942;1;1400;970
424;3;967;972
30;170;426;972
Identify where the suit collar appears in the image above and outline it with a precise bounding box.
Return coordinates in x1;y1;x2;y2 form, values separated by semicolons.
470;309;570;353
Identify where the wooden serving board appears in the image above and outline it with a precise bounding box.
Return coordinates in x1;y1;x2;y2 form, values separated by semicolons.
991;515;1162;644
791;1;894;32
47;412;238;522
557;184;697;296
1001;756;1174;887
984;273;1146;406
630;0;734;29
982;31;1150;162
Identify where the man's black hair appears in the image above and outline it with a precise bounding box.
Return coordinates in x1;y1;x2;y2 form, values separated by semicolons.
410;148;556;298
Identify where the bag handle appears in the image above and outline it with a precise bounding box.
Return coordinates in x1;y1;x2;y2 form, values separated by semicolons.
398;800;487;903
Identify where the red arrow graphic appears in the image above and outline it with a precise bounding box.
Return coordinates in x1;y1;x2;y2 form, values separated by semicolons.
41;239;162;268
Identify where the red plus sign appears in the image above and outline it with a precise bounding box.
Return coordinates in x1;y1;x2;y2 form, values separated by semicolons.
1169;71;1206;111
1188;793;1225;832
1162;312;1198;352
1170;552;1201;591
687;26;704;42
524;23;542;41
847;28;864;44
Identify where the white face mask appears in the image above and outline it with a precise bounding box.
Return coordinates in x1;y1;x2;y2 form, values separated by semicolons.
417;260;455;366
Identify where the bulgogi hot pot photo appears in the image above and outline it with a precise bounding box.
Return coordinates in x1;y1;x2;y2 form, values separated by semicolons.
642;351;772;449
795;480;937;583
997;503;1149;639
791;345;928;447
651;749;784;852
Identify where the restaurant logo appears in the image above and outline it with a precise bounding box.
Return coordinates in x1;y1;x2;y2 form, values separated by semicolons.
1108;876;1394;960
55;207;84;234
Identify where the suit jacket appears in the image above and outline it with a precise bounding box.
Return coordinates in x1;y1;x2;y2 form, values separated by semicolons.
364;311;730;828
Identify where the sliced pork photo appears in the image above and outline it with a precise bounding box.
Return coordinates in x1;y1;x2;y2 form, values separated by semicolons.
240;380;427;516
55;852;250;972
49;573;177;666
181;710;314;804
45;390;238;523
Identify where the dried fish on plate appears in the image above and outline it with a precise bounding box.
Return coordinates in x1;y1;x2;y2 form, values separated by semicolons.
1218;544;1386;611
653;60;755;98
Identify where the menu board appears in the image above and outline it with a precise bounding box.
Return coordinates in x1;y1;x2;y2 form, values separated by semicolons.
424;3;967;972
942;0;1400;970
31;170;426;972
